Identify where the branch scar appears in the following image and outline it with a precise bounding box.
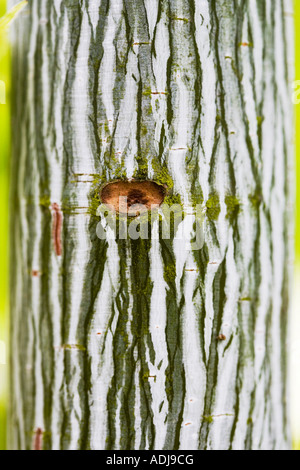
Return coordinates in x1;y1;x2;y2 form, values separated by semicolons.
33;428;43;450
51;203;63;256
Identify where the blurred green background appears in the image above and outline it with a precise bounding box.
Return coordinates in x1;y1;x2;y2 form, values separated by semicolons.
296;3;300;265
292;0;300;451
0;0;299;451
0;0;10;452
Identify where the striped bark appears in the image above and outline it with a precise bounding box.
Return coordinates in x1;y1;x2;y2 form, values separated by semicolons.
9;0;294;450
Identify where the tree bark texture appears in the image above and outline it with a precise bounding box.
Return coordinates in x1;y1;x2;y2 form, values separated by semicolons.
9;0;294;450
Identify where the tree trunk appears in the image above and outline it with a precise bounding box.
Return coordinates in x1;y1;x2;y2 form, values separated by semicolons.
9;0;294;450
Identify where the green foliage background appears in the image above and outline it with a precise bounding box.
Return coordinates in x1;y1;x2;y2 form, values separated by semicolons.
0;0;10;452
295;2;300;265
0;0;299;451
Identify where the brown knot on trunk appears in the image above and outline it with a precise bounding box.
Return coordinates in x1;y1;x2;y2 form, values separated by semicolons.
100;180;166;216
